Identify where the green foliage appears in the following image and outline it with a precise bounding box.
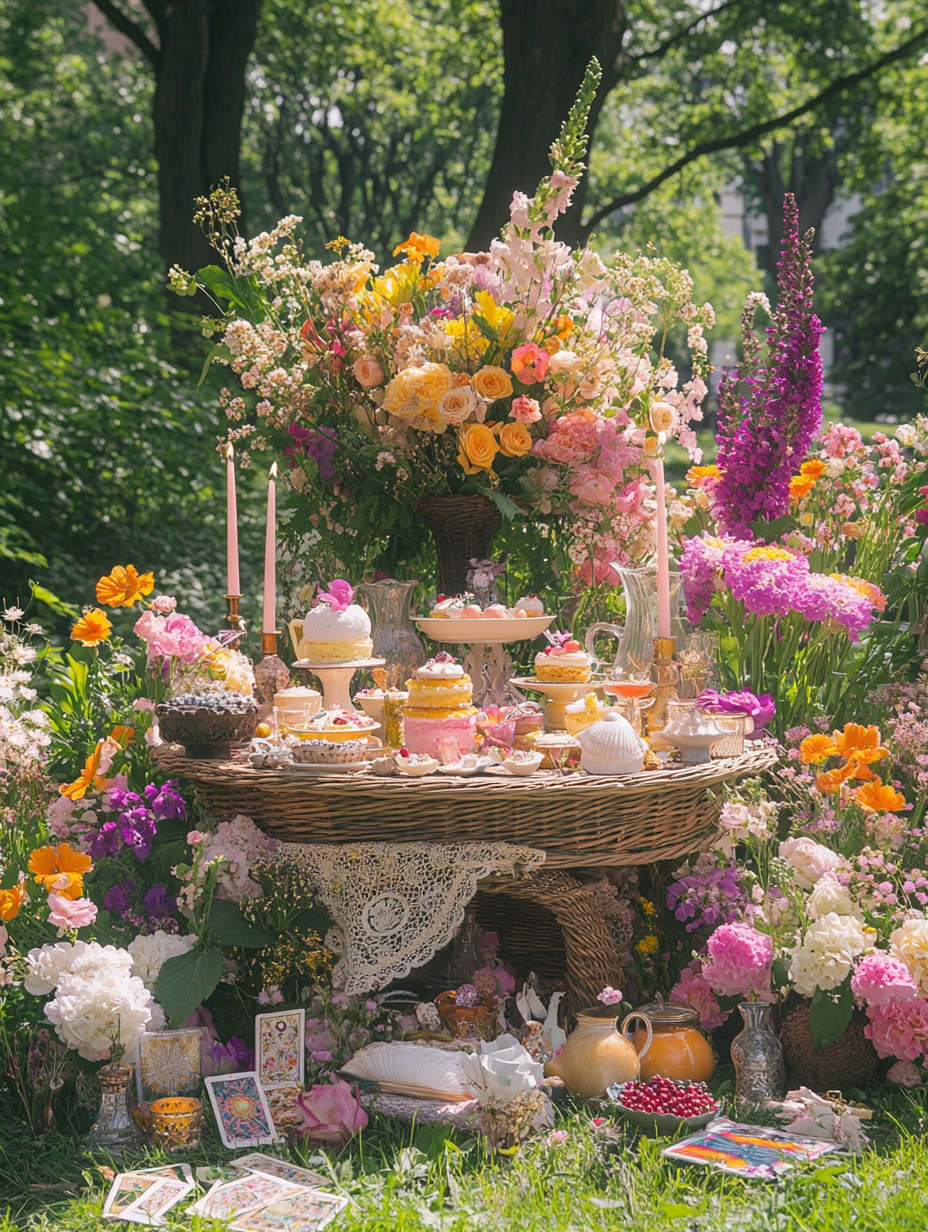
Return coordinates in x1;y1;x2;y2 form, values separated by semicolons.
207;899;274;949
810;979;855;1051
153;947;224;1027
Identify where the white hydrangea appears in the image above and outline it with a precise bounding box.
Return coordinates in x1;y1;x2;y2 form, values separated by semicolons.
890;918;928;996
788;913;868;996
24;942;82;996
779;837;843;890
45;967;156;1060
128;930;196;992
807;874;854;920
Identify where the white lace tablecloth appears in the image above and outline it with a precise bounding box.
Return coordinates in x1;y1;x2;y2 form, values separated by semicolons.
277;841;545;994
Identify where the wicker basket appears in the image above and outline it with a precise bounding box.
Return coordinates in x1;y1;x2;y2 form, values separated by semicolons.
779;1002;879;1089
153;745;776;869
415;494;502;596
154;704;259;759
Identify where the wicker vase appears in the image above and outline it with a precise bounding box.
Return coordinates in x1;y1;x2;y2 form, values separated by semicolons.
416;495;502;597
779;1002;879;1089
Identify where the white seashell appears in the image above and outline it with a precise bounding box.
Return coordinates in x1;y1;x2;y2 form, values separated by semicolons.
575;711;647;776
340;1042;474;1101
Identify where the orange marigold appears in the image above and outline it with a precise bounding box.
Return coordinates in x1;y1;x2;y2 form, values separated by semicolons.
95;564;154;608
852;781;907;813
789;474;816;501
832;723;883;758
0;880;26;922
70;609;112;646
800;734;837;764
28;843;92;900
799;459;827;479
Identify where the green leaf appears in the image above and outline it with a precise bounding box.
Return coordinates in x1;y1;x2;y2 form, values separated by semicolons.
486;489;520;521
198;342;233;389
154;948;224;1026
29;582;79;618
748;514;796;542
1;864;20;890
810;979;854;1051
208;899;275;948
470;314;498;343
292;904;335;937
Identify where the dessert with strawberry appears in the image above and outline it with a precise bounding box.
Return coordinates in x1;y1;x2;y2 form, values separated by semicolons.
534;629;593;683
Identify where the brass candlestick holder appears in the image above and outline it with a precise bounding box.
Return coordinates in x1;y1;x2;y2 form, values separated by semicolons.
254;631;292;709
224;595;248;636
647;635;680;735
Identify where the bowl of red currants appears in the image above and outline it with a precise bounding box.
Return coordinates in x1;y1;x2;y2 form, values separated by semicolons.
606;1075;720;1137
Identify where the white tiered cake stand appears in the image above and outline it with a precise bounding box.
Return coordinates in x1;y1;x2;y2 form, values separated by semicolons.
508;676;607;730
293;657;386;714
414;616;552;706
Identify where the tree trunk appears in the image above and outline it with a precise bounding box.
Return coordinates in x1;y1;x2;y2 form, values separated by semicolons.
749;134;841;280
465;0;625;252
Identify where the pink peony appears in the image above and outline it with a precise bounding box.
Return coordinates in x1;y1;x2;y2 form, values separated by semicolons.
295;1081;368;1146
865;998;928;1061
510;395;542;424
47;894;97;930
568;467;615;508
138;611;209;664
317;579;354;611
887;1060;922;1087
851;953;918;1006
670;961;727;1030
701;922;773;999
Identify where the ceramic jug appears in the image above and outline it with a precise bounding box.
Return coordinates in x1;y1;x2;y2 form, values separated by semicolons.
544;1007;652;1098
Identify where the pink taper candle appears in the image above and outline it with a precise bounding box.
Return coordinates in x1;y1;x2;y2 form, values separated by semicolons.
226;443;240;596
648;455;672;638
262;462;278;634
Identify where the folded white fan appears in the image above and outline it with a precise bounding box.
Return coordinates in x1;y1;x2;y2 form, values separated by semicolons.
341;1043;474;1102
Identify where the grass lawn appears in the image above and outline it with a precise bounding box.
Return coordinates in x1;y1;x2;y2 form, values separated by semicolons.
5;1072;928;1231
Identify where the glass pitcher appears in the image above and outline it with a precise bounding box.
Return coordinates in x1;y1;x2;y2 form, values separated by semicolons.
358;579;425;685
584;565;683;679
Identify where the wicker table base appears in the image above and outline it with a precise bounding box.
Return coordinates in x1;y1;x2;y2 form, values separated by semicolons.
153;745;776;868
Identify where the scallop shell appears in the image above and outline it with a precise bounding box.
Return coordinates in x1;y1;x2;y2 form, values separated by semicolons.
340;1042;473;1101
575;711;646;776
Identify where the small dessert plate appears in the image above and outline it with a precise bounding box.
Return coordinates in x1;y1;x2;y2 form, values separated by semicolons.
395;756;440;777
281;760;369;775
501;753;544;777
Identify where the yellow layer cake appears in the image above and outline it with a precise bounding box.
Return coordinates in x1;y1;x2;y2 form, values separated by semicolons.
404;675;474;710
298;636;374;662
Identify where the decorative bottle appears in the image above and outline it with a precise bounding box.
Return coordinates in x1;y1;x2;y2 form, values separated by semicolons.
731;1002;785;1102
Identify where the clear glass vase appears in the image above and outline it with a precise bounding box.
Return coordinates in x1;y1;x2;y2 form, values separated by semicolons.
584;565;685;679
731;1002;785;1102
83;1061;144;1151
359;579;426;684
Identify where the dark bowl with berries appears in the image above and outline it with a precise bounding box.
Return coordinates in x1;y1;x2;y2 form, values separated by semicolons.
156;692;259;759
606;1076;720;1137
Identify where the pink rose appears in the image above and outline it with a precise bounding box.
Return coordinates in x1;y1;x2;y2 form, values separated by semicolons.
295;1081;368;1146
47;894;97;930
568;468;614;507
670;961;727;1030
187;830;206;845
887;1060;922;1087
353;356;384;388
149;595;177;614
510;395;542;424
597;986;623;1006
778;837;842;889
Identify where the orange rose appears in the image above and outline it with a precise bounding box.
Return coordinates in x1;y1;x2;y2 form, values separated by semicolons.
353;356;384;388
471;366;514;403
457;423;499;474
497;421;533;458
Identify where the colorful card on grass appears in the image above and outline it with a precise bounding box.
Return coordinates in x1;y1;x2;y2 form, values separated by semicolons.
230;1188;348;1232
137;1028;202;1102
256;1009;305;1088
121;1178;195;1225
232;1153;327;1188
662;1119;838;1178
191;1172;304;1222
263;1084;306;1131
102;1174;164;1219
128;1164;193;1183
206;1071;277;1149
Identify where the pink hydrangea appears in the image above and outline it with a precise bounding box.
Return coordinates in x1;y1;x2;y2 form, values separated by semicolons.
701;922;773;999
134;611;209;664
851;953;918;1006
670;961;727;1030
865;998;928;1061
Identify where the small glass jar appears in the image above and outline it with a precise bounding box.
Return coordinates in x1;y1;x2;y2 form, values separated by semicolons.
701;707;747;758
149;1096;203;1152
383;695;405;748
629;995;715;1083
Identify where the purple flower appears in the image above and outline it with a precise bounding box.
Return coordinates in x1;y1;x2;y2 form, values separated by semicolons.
714;194;823;537
89;820;120;860
143;884;178;917
667;863;747;932
103;878;137;918
698;689;775;736
284;423;339;483
204;1036;255;1077
144;781;186;820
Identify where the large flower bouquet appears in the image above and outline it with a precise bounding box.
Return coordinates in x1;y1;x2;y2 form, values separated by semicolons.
172;65;713;591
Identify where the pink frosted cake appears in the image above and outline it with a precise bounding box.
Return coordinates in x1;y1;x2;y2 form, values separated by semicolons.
402;653;477;757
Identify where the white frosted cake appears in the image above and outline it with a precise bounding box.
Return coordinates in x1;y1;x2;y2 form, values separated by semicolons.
298;579;373;662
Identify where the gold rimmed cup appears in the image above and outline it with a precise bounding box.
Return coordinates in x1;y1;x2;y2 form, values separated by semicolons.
149;1096;202;1151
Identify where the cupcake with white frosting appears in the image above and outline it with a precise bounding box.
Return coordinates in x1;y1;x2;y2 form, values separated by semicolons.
534;630;593;683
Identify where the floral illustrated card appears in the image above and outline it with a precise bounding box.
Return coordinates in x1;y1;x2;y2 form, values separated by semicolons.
121;1177;195;1226
137;1028;202;1102
102;1174;165;1220
231;1153;327;1188
205;1072;278;1149
229;1187;348;1232
255;1009;305;1088
263;1085;306;1132
191;1172;304;1222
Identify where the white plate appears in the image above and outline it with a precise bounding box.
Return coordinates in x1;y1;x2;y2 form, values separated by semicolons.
282;760;369;775
415;615;553;644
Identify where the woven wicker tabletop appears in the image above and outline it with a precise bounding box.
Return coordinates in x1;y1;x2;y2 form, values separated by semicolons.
154;744;777;868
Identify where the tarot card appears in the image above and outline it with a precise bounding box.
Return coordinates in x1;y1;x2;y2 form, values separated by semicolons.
126;1164;194;1183
206;1072;277;1149
137;1028;202;1102
263;1084;305;1131
190;1172;304;1222
122;1178;195;1226
102;1173;164;1219
230;1188;348;1232
662;1119;838;1179
231;1153;327;1188
255;1009;305;1088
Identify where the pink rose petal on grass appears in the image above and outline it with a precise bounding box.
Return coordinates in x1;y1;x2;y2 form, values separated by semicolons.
295;1081;368;1146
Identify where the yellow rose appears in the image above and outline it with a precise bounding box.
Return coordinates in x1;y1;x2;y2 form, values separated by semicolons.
471;366;514;403
437;386;480;425
382;363;453;421
497;421;533;458
457;423;500;474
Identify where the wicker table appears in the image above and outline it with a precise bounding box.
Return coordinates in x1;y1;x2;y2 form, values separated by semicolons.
154;744;776;1007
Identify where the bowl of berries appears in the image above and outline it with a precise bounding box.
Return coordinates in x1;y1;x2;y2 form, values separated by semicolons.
606;1076;720;1137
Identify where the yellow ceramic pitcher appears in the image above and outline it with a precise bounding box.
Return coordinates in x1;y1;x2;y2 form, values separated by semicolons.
545;1007;653;1098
